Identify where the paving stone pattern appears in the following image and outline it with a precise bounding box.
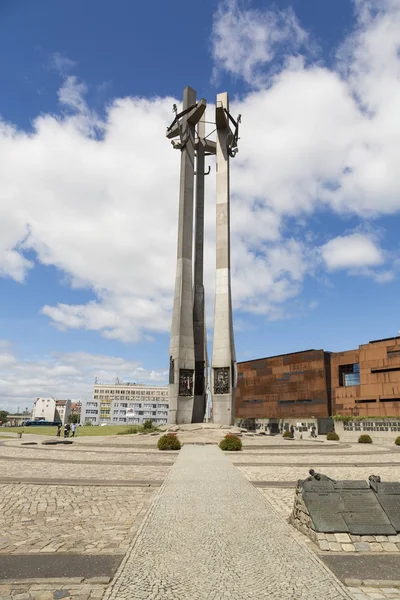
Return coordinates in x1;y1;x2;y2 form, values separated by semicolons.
0;581;107;599
0;485;156;554
350;587;400;599
0;461;167;482
104;446;352;600
237;465;400;482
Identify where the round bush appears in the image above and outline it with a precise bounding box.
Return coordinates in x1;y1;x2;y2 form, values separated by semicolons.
157;433;181;451
326;431;340;441
282;430;292;439
395;436;400;446
358;434;373;444
219;434;242;451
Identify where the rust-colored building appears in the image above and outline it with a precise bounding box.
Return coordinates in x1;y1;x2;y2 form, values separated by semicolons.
332;336;400;417
236;336;400;419
236;349;332;420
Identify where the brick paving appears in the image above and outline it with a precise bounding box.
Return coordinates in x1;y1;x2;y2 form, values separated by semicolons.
0;460;168;481
104;445;352;600
0;581;107;599
0;484;156;555
1;435;400;599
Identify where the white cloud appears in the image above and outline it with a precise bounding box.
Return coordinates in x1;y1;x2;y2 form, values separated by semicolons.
320;233;384;271
0;344;167;412
211;0;310;86
50;52;76;75
1;1;400;342
58;75;89;112
214;0;400;217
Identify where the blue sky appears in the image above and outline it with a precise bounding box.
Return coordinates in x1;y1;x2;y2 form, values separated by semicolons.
1;0;400;411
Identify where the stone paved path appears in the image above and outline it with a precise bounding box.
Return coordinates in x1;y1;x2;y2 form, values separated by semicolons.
104;446;352;599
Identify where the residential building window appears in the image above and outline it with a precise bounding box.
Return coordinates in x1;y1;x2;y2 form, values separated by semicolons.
94;389;99;393
94;395;98;399
339;363;360;387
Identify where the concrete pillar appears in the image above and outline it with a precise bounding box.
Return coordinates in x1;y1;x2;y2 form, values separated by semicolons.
211;92;237;426
192;116;207;423
167;87;206;424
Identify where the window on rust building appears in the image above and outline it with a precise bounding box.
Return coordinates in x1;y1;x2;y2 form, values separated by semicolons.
338;363;360;387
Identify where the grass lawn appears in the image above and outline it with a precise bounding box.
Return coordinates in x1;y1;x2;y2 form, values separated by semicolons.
9;425;134;437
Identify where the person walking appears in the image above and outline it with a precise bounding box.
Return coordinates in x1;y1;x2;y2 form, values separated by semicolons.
56;423;62;438
71;422;77;437
64;422;71;438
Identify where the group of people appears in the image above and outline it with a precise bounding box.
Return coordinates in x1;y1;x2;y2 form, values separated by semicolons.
56;422;78;438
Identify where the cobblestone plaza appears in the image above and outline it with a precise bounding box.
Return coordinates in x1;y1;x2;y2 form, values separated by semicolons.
0;431;400;599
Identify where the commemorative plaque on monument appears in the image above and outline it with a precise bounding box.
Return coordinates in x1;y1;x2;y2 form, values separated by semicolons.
301;471;396;535
371;478;400;532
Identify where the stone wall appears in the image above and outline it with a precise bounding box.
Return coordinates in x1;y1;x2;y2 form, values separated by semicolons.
289;483;400;552
334;420;400;442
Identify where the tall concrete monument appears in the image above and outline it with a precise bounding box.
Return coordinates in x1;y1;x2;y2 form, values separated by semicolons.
167;87;206;424
211;93;240;426
167;87;240;425
192;116;208;423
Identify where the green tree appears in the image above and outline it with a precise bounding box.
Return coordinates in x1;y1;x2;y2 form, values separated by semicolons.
68;413;80;424
0;410;9;424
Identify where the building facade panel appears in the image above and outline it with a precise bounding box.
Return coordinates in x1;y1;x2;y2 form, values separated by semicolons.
236;350;331;420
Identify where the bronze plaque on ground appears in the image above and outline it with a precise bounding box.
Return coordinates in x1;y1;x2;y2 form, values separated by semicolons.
340;488;396;535
376;482;400;532
302;478;397;535
302;480;347;533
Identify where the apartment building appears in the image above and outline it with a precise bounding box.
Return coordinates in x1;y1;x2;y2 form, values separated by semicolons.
31;398;71;424
83;382;169;425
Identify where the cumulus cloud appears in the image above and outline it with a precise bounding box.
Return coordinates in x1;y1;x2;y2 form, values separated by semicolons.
320;233;384;271
1;0;400;342
212;0;310;86
0;343;167;412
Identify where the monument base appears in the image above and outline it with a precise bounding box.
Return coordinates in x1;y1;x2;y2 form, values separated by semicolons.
290;472;400;553
212;394;234;426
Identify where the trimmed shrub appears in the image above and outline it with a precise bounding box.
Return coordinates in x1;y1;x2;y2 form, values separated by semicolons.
157;433;181;451
219;434;242;451
143;419;154;431
395;436;400;446
282;430;292;439
358;434;373;444
326;431;340;441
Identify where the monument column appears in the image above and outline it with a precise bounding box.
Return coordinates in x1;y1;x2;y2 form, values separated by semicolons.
192;117;207;423
167;87;206;424
211;92;237;426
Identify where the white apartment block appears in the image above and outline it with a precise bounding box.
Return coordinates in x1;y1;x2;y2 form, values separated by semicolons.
83;382;169;426
32;398;71;425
